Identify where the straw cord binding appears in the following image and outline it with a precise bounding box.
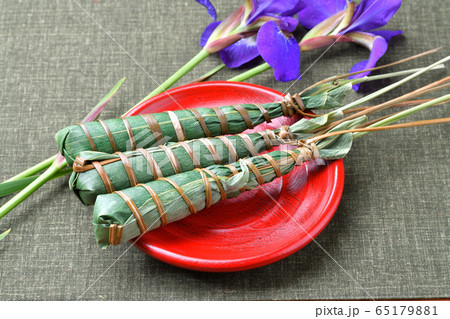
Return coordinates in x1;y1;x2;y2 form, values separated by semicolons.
238;134;259;156
253;103;272;123
158;145;182;174
195;169;212;209
189;108;212;137
116;152;138;187
141;114;164;144
138;183;167;227
92;161;114;193
257;130;275;150
137;148;164;179
224;144;319;185
261;154;282;178
159;177;197;215
242;159;264;185
99;120;118;152
199;138;222;164
211;107;228;135
218;136;239;162
115;190;147;234
108;166;231;245
121;117;137;150
233;104;255;129
179;141;202;168
76;123;97;151
201;168;227;200
109;224;123;246
280;93;319;118
166;111;187;141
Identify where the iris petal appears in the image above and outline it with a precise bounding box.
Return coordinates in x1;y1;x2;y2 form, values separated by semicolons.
282;1;306;17
348;33;389;90
247;0;302;25
346;0;402;33
277;15;299;32
298;0;347;29
265;14;299;32
257;21;301;82
200;21;221;47
196;0;217;21
219;36;260;68
370;29;403;42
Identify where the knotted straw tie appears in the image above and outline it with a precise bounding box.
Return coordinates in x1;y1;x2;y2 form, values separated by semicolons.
280;93;320;118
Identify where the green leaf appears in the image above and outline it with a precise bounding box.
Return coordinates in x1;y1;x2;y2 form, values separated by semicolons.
317;116;368;160
290;110;343;134
222;160;249;193
191;63;225;83
82;77;126;123
0;177;38;198
302;82;353;110
0;228;11;241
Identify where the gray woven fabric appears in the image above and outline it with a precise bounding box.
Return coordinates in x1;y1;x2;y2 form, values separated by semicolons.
0;0;448;300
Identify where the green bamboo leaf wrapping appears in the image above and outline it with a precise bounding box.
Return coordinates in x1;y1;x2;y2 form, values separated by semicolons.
71;134;267;205
301;82;353;110
56;103;284;166
70;111;345;205
93;149;299;248
93;117;364;249
56;82;353;166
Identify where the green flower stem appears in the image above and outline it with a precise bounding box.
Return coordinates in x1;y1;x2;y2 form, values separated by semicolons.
0;168;73;198
353;93;450;139
3;154;57;183
190;63;226;83
126;49;210;114
228;63;271;82
0;159;67;219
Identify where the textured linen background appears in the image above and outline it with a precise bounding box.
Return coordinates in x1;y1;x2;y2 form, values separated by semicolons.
0;0;448;300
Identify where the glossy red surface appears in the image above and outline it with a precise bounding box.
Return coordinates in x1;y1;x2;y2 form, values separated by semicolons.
127;81;344;272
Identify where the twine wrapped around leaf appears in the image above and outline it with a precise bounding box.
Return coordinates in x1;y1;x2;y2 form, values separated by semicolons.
55;83;353;166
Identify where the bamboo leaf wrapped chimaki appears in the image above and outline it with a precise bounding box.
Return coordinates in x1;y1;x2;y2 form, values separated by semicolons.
93;117;366;248
55;82;353;166
70;110;344;205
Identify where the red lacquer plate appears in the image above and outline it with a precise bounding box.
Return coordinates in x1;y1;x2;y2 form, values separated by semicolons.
126;81;344;272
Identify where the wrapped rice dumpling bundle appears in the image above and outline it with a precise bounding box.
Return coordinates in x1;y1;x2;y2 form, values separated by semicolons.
55;82;353;165
93;116;366;248
71;109;345;205
71;76;439;206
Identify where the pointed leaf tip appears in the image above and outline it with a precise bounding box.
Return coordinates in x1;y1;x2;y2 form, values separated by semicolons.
0;228;11;241
82;77;126;123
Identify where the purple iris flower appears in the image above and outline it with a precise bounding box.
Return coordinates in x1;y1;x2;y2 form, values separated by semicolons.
298;0;403;90
196;0;304;81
